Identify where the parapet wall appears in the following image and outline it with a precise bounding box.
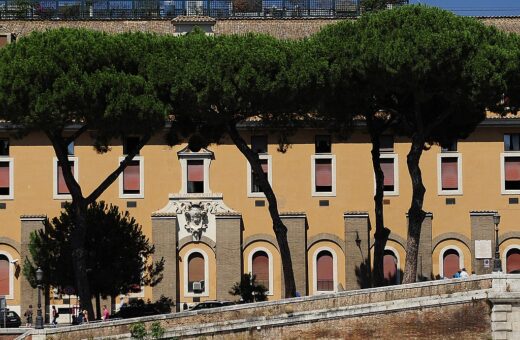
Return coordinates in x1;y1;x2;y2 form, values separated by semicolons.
19;274;520;340
0;16;520;39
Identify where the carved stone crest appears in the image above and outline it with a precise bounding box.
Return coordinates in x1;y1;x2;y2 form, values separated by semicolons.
184;204;209;241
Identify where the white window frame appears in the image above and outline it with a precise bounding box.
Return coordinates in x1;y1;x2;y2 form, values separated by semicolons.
312;246;338;294
183;249;209;297
0;251;15;299
311;154;336;197
373;153;399;196
438;245;464;279
247;155;272;198
437;153;463;196
502;245;520;273
384;246;401;284
0;158;14;200
247;247;274;295
118;156;145;199
501;152;520;195
53;157;78;200
178;148;213;195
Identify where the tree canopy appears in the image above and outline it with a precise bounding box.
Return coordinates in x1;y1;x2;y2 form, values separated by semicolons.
23;201;164;313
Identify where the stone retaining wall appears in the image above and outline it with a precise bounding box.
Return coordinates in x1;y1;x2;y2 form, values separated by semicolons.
0;16;519;39
24;276;502;340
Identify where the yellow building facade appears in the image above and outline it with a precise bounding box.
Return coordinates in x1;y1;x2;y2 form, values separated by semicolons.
1;118;520;315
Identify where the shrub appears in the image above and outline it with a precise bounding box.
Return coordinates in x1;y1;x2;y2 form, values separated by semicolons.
129;322;147;340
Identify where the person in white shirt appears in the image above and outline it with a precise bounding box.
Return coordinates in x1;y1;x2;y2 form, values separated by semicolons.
460;268;469;278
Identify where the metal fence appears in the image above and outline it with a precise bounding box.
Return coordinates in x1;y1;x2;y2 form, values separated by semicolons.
0;0;369;19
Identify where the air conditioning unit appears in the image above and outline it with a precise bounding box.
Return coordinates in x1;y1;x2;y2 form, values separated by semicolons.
193;281;202;292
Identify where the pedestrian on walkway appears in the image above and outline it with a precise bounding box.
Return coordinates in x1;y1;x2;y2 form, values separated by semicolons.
23;305;33;327
51;306;58;327
102;305;109;321
460;268;469;278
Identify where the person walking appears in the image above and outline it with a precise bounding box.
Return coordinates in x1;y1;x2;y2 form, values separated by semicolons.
23;305;33;327
102;305;109;321
83;309;89;323
51;306;58;327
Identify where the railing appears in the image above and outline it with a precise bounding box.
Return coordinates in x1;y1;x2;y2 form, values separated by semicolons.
0;0;373;19
317;279;334;291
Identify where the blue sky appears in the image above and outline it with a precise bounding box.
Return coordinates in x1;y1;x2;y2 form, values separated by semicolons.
409;0;520;16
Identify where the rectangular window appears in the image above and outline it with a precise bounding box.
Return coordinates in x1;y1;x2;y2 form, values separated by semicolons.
187;160;204;193
312;155;336;196
57;161;74;195
247;155;272;197
0;160;13;199
251;135;268;154
124;137;140;155
67;141;74;156
315;135;331;153
0;139;9;156
377;154;399;196
381;158;395;192
505;134;520;151
504;156;520;190
380;135;394;152
53;157;78;199
438;153;462;195
119;156;144;198
441;141;458;152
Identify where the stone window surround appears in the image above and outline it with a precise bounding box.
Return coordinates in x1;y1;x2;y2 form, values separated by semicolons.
0;250;15;299
246;155;272;198
438;245;465;279
0;157;14;200
178;149;213;194
247;246;274;295
500;152;520;195
374;153;399;196
311;154;336;197
183;248;209;298
384;246;401;284
312;246;338;294
502;244;520;273
118;156;145;199
437;152;463;196
52;156;78;200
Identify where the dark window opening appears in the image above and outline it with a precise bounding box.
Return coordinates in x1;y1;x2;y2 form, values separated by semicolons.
124;137;140;155
0;139;9;156
251;159;268;193
504;134;520;151
380;135;394;152
441;141;458;152
315;135;331;153
251;135;268;154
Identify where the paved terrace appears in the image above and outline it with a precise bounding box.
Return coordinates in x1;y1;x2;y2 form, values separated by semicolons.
3;274;519;339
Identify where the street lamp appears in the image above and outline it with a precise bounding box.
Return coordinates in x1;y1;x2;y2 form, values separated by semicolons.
493;214;502;273
35;267;44;329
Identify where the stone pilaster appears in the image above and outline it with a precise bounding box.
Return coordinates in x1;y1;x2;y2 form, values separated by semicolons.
344;212;370;290
215;213;242;301
280;213;307;298
418;213;433;281
470;211;496;275
20;215;45;323
151;214;178;307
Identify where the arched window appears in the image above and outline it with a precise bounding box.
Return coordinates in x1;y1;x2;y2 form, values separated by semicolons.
443;249;460;279
316;250;334;291
0;255;10;296
383;250;398;285
506;248;520;273
188;252;205;293
252;251;269;290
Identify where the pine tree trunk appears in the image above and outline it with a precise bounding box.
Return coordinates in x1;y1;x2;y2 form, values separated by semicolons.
95;294;101;320
70;200;95;319
370;131;390;287
227;123;296;298
402;134;426;284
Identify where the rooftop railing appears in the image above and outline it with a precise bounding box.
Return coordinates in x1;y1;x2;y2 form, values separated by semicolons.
0;0;407;20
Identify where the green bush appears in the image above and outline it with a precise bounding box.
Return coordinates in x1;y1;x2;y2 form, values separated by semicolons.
150;321;165;339
129;322;147;340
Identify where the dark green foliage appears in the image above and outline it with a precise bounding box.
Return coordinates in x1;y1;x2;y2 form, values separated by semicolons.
129;322;147;340
229;273;268;303
23;201;164;297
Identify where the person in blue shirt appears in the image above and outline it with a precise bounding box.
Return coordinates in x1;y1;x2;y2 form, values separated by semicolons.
453;270;461;278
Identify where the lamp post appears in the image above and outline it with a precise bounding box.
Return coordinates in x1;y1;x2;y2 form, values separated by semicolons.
493;214;502;273
35;267;44;329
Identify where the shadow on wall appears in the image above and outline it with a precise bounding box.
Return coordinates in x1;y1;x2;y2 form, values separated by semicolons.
354;260;433;288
